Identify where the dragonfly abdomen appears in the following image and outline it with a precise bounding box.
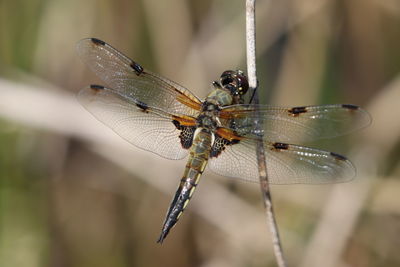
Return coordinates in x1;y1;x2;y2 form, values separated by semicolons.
157;129;212;243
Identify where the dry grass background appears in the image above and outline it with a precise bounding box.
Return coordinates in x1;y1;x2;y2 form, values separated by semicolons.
0;0;399;266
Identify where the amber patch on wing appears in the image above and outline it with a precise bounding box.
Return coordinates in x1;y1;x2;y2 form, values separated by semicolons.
176;94;202;111
215;127;243;142
218;108;251;119
172;115;197;127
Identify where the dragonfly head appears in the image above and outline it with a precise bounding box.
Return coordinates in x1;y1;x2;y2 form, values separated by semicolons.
220;70;249;97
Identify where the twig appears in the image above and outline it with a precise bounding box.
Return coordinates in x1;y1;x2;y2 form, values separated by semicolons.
245;1;288;267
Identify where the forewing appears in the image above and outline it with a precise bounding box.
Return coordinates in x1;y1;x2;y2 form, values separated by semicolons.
219;104;371;143
76;38;202;118
209;137;355;184
78;85;197;160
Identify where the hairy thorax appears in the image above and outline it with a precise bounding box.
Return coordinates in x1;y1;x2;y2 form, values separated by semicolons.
196;88;233;131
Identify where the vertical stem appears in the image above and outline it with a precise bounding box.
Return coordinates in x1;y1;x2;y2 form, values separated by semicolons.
246;0;257;91
245;1;288;267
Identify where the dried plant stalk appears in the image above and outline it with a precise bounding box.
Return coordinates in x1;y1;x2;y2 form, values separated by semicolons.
246;1;288;266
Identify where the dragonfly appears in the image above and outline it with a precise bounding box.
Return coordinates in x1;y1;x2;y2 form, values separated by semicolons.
76;38;371;243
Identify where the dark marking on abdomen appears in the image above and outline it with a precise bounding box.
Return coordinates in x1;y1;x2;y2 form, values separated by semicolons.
90;38;106;46
180;177;198;187
330;152;347;161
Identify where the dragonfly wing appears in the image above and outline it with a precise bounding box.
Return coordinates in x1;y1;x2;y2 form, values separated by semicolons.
209;135;355;184
219;104;371;143
76;38;202;118
78;85;198;160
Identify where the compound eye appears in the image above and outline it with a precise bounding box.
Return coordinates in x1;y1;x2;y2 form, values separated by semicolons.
219;70;249;96
235;74;249;95
220;70;235;86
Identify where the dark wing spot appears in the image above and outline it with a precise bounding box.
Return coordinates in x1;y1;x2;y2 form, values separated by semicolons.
172;120;195;149
130;62;144;75
272;142;289;150
180;127;195;149
172;120;182;130
230;139;240;145
210;135;227;158
90;38;106;46
90;84;105;91
288;106;307;116
210;134;240;158
342;104;359;110
330;152;348;161
136;101;149;112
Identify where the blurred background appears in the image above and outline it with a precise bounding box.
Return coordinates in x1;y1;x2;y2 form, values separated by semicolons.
0;0;399;266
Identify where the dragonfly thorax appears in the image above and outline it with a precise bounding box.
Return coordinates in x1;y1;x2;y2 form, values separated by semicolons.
206;87;233;106
196;113;218;130
201;101;220;112
198;99;224;130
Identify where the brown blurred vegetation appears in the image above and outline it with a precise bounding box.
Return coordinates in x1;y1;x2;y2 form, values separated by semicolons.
0;0;399;266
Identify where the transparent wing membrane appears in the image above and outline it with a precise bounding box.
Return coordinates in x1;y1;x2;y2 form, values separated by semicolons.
219;104;371;143
76;38;202;118
209;138;355;184
78;85;191;160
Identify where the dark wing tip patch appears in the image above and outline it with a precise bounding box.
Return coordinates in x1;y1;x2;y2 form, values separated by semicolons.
89;84;105;91
135;101;149;112
342;104;359;110
288;106;307;116
272;142;289;150
130;62;144;75
90;38;106;46
330;152;348;161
